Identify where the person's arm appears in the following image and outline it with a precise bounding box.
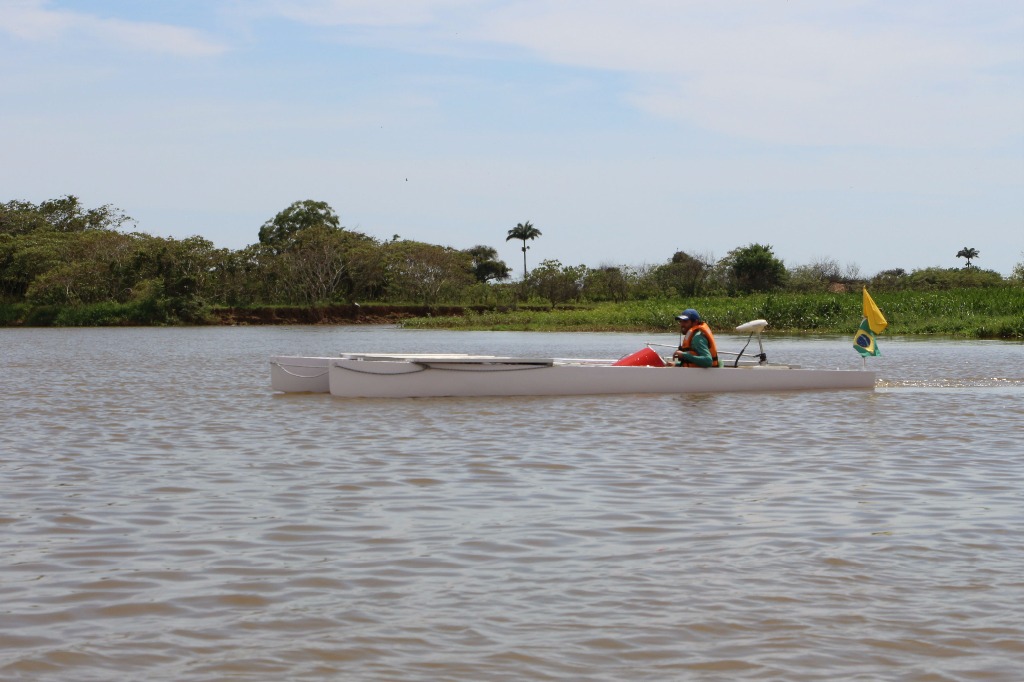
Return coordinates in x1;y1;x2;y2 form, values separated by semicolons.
678;332;714;367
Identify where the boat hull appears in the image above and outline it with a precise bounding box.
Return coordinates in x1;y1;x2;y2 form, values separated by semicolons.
270;356;333;393
326;358;876;398
270;353;488;393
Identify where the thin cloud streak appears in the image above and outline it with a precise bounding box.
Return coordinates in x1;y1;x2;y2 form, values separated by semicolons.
472;1;1023;148
242;0;481;27
0;0;227;56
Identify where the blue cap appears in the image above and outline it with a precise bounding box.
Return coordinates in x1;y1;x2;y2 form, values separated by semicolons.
675;308;701;322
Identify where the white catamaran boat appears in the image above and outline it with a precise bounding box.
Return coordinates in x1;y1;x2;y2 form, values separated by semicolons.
270;320;877;398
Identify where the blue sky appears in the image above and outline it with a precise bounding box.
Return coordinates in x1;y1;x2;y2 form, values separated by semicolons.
3;0;1022;276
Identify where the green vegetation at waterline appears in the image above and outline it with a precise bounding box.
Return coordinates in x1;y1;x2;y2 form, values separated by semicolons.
0;283;207;327
401;289;1024;339
3;289;1020;338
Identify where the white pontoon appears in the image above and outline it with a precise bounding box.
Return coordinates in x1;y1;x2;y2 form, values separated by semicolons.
270;320;876;398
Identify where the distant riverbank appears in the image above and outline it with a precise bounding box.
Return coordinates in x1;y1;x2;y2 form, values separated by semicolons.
2;288;1022;339
401;290;1024;339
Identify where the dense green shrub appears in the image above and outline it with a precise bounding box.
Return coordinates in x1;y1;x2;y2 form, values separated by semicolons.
53;302;136;326
906;267;1004;290
0;302;27;325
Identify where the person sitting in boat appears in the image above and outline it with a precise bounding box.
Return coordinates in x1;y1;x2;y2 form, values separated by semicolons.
672;308;719;368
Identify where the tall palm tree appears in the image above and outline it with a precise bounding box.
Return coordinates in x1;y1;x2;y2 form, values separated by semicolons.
506;221;542;278
956;246;980;269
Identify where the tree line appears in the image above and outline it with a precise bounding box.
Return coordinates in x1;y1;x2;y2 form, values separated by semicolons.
2;195;1021;324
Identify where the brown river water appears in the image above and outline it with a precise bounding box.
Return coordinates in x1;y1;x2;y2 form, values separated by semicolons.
2;326;1022;681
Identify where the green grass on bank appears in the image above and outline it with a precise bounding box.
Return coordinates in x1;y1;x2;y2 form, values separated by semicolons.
402;289;1024;339
2;288;1021;338
0;299;206;327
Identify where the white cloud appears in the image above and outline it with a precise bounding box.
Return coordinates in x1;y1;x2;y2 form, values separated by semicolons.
247;0;1023;149
87;16;227;56
0;0;227;56
467;1;1023;148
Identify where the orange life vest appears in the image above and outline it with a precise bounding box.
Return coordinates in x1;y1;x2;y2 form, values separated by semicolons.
679;322;719;367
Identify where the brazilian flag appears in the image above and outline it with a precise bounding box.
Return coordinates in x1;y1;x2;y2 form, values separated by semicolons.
853;318;879;356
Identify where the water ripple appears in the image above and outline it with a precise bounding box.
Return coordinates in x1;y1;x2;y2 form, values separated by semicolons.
1;328;1021;681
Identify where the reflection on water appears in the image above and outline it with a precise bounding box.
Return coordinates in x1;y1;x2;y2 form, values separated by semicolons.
1;327;1022;681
